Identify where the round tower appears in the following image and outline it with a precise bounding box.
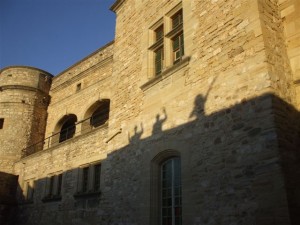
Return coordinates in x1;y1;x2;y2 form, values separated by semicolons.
0;66;53;173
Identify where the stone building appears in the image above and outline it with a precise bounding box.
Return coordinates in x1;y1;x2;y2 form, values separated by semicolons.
0;0;300;225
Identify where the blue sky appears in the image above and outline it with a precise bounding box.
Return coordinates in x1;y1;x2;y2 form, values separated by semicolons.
0;0;116;75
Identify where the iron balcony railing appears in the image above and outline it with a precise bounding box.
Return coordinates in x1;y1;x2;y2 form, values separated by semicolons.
22;114;108;157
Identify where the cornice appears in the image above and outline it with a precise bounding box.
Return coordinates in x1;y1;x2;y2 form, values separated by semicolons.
50;55;113;93
110;0;126;13
0;66;53;77
54;41;114;77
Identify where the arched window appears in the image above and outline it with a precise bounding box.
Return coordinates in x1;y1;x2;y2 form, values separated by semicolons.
58;114;77;143
82;100;110;132
90;100;110;128
151;150;182;225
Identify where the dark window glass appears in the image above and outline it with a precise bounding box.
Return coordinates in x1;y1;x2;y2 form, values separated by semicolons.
49;176;54;196
162;157;182;225
155;25;164;41
94;164;101;191
155;47;164;75
57;174;62;196
172;10;183;29
90;100;110;128
76;83;81;92
59;115;77;143
82;167;89;193
0;118;4;129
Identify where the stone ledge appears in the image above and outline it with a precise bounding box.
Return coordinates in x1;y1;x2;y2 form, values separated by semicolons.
42;196;62;203
73;191;101;199
140;56;190;91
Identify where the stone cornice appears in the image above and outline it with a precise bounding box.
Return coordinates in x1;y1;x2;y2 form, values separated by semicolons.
0;66;53;77
110;0;126;13
50;55;113;93
54;41;114;78
0;85;50;96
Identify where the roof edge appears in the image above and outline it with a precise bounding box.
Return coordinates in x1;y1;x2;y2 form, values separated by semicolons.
0;66;54;77
110;0;126;12
54;40;114;78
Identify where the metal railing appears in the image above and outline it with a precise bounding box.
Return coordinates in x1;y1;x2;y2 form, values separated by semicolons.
22;114;108;156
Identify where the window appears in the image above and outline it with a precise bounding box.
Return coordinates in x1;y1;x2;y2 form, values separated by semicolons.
155;47;164;75
59;114;77;143
90;100;110;128
43;173;63;201
172;32;184;64
0;118;4;129
76;83;82;92
149;4;184;76
161;157;182;225
76;163;101;196
82;99;110;133
150;150;182;225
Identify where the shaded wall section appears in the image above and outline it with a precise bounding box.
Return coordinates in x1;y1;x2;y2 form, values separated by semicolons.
0;172;18;225
12;94;300;225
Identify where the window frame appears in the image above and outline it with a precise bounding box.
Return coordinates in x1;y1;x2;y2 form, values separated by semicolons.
150;150;182;225
161;157;182;225
43;172;63;202
0;118;4;129
75;162;102;197
148;3;184;77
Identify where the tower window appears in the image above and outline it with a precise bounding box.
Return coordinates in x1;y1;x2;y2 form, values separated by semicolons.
0;118;4;129
76;83;82;92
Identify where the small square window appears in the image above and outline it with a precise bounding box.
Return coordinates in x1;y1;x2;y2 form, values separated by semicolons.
76;83;82;92
0;118;4;129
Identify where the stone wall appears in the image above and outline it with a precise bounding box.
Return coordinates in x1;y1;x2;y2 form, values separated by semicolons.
0;67;52;173
279;0;300;107
3;0;300;225
44;42;114;139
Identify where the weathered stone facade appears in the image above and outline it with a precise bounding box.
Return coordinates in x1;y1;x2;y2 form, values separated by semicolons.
0;0;299;225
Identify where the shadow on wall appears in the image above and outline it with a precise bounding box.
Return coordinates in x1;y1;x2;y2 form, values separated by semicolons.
0;172;18;225
11;93;300;225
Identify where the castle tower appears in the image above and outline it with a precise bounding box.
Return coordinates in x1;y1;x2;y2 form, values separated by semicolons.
0;66;52;174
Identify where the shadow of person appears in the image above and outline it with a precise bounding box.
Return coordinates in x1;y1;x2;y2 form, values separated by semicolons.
189;94;206;119
152;108;168;135
128;123;144;143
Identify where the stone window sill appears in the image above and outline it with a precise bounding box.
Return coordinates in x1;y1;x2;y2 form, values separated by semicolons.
73;191;101;198
42;195;62;203
141;56;190;91
20;200;34;205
